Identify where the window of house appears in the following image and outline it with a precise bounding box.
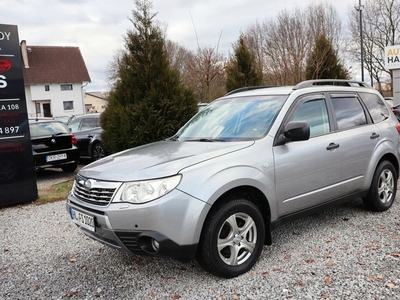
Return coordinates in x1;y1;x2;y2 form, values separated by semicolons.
61;84;73;91
63;101;74;111
45;85;50;91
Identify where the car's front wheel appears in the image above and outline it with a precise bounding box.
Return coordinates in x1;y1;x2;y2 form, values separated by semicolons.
196;198;265;278
363;160;397;212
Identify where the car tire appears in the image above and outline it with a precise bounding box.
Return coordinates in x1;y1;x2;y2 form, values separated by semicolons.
196;198;265;278
61;163;77;173
363;160;397;212
92;142;106;161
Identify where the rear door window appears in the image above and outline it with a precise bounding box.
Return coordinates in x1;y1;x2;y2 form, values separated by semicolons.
330;94;367;130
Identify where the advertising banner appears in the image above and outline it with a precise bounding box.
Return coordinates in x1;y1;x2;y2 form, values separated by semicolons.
0;24;37;207
384;45;400;70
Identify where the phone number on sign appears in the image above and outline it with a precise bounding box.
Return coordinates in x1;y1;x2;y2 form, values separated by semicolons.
0;126;19;135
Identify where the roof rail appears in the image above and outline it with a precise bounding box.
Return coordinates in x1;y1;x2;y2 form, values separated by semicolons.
226;85;276;95
293;79;372;90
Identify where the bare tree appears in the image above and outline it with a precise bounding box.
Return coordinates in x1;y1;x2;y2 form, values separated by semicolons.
244;2;344;85
349;0;400;92
164;40;195;89
187;46;226;102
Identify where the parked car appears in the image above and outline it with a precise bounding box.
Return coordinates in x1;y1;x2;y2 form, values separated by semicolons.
66;79;400;278
67;113;107;161
29;118;79;172
53;116;70;125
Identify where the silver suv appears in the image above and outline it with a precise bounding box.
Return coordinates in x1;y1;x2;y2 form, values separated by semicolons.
66;79;400;278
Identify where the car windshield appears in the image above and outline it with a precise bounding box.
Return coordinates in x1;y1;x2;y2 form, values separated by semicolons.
176;95;287;141
29;122;69;138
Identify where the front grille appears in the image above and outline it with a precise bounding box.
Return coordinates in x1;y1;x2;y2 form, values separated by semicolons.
73;175;121;206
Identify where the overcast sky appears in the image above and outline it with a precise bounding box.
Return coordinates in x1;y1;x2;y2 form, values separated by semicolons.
0;0;356;92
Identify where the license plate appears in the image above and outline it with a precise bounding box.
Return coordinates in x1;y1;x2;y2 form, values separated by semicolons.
46;153;67;162
70;208;95;232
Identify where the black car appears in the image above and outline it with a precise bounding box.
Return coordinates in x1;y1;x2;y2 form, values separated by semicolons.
29;118;80;172
67;113;107;161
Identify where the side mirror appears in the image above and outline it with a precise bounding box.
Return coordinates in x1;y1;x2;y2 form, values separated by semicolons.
276;121;310;145
284;121;310;141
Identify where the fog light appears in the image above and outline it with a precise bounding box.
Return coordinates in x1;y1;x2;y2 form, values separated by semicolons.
151;239;160;252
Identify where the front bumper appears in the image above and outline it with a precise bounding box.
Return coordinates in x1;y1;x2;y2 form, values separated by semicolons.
66;188;210;262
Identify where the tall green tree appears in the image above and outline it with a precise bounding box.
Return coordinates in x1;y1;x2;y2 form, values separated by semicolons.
305;34;348;80
101;0;197;153
225;35;263;92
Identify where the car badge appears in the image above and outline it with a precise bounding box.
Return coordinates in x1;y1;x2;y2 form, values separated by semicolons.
51;139;56;144
84;180;92;189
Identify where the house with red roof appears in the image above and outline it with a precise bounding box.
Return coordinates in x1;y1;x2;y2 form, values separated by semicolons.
20;40;91;118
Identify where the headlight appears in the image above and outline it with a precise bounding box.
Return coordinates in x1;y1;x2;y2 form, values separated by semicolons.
114;175;182;204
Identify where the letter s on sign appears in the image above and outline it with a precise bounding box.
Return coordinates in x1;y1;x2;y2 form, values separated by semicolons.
0;75;7;88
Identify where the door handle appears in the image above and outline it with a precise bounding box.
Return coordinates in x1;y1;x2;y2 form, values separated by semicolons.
370;133;380;139
326;143;339;150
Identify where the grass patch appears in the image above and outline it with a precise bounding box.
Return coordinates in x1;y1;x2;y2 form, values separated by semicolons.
35;180;74;205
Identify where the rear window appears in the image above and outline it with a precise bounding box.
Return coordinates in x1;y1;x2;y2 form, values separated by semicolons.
29;121;69;138
359;92;389;123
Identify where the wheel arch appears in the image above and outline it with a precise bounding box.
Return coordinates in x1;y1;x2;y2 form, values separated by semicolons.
207;185;273;246
378;153;399;178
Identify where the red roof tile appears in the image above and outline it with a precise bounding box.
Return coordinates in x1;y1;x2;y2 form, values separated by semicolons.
22;46;91;84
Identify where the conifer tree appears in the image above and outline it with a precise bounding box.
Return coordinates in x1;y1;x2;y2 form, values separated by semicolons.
225;35;263;92
101;0;197;153
305;34;348;80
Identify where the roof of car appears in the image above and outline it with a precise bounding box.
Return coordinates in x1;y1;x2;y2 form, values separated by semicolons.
223;79;377;98
28;117;63;124
71;113;100;119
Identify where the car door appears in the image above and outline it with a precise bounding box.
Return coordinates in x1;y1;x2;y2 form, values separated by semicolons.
274;93;342;216
329;93;382;195
73;117;99;157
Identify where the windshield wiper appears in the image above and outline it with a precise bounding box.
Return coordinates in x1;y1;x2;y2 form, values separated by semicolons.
187;138;226;142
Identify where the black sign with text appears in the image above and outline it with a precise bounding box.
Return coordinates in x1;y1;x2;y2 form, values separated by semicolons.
0;24;37;207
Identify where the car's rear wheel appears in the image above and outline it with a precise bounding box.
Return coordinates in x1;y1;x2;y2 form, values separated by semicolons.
363;160;397;212
196;198;265;278
61;163;77;173
92;143;106;161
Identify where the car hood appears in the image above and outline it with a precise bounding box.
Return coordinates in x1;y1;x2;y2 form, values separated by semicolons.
79;140;253;181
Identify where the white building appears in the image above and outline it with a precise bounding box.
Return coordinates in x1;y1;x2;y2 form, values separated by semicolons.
20;41;91;118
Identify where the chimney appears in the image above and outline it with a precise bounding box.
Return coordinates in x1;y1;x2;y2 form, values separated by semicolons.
20;40;29;68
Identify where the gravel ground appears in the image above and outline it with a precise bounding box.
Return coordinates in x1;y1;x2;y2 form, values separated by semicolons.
1;189;400;299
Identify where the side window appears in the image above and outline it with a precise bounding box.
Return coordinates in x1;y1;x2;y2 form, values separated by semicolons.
81;118;97;130
359;92;389;123
330;94;367;130
291;97;330;137
68;119;81;132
